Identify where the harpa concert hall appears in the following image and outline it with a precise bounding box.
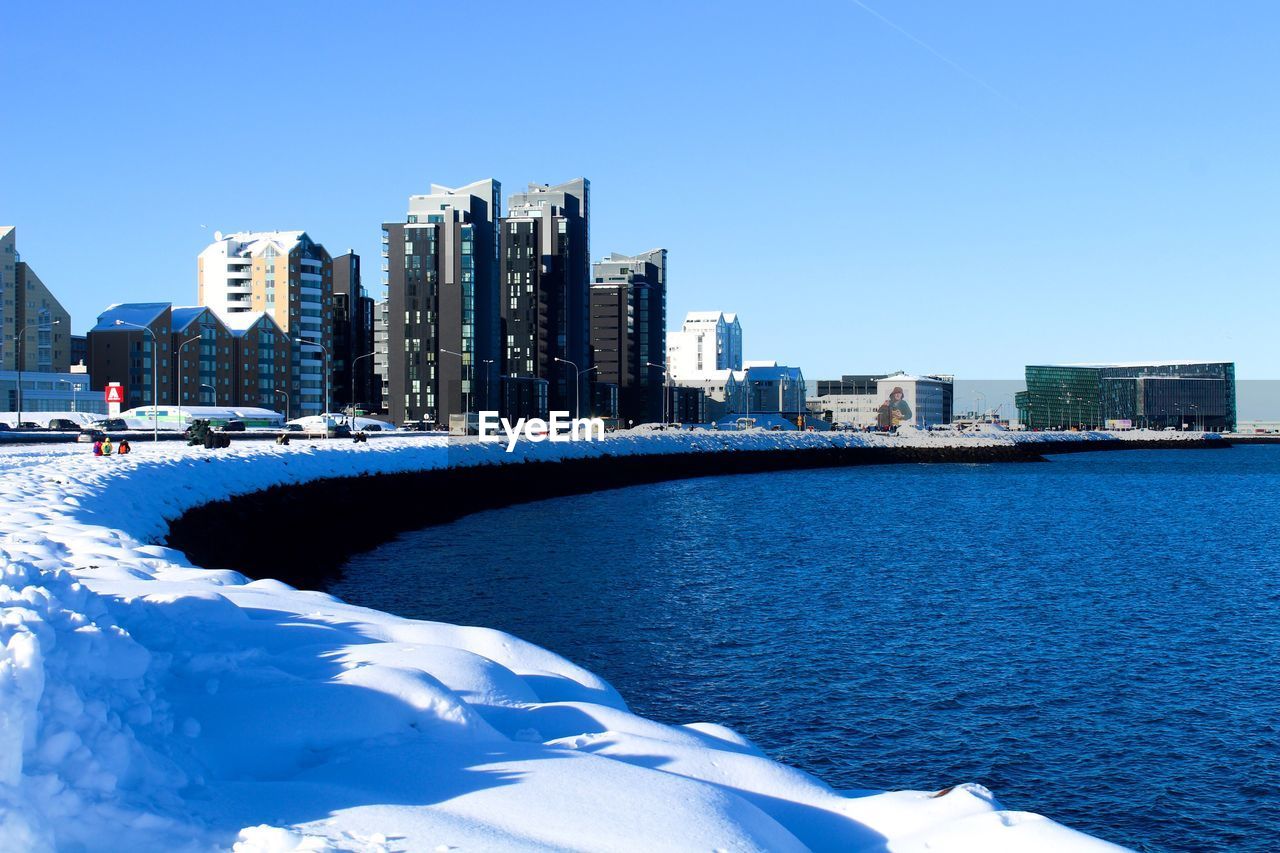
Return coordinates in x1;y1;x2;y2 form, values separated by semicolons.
1015;361;1236;431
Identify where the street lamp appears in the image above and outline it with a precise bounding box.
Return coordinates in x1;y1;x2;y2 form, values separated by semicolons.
275;388;290;422
580;365;600;417
114;319;158;443
553;356;583;419
288;334;330;422
16;319;60;428
646;361;668;425
481;358;496;417
174;334;202;433
439;347;470;431
56;378;80;413
349;352;375;426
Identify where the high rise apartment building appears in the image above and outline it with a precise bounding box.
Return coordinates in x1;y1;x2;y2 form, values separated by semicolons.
332;252;375;414
589;249;666;423
382;180;501;427
500;179;590;413
198;231;333;416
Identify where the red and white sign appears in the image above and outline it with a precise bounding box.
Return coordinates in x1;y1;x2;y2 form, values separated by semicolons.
105;385;124;404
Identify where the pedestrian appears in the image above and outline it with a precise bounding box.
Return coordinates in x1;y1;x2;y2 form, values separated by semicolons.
118;439;131;455
93;438;104;457
101;436;114;456
276;432;290;446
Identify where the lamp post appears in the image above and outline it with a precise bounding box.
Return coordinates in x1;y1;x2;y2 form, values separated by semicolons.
480;358;496;417
114;319;158;443
349;352;375;426
275;388;290;422
288;335;330;422
646;361;668;425
175;334;202;433
581;365;599;417
439;348;469;432
553;356;582;419
56;378;79;413
16;319;60;428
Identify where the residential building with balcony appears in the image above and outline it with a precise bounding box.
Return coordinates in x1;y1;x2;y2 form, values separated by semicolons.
383;180;501;427
198;230;333;416
590;249;667;424
501;179;591;414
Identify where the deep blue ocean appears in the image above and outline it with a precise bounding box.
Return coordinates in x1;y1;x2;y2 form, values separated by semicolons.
329;447;1280;851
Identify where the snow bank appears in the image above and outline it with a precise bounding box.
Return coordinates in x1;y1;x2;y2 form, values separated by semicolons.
0;436;1134;851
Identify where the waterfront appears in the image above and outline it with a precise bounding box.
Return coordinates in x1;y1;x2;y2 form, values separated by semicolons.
331;446;1280;852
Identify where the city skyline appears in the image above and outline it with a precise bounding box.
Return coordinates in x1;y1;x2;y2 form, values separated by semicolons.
4;2;1278;380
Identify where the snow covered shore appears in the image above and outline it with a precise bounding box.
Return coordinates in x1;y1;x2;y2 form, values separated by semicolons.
0;434;1146;851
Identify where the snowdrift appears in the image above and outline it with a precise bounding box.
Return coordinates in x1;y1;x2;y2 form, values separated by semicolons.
0;434;1138;851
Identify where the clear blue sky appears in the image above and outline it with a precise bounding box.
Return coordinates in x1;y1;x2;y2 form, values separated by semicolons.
4;1;1277;379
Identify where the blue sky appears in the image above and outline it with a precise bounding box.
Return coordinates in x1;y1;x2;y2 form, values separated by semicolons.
4;1;1277;379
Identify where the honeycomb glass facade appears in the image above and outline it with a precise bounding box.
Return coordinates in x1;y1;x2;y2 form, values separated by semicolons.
1016;362;1235;431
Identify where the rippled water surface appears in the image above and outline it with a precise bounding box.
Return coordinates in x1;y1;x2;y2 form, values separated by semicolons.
329;447;1280;851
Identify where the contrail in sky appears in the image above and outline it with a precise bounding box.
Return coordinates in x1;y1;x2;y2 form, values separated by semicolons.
848;0;1013;103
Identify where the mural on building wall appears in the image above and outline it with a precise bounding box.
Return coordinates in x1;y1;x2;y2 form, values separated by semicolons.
876;385;913;429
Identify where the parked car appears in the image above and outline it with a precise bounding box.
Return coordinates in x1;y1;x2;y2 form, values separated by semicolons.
91;418;129;431
0;423;10;432
283;423;303;432
328;424;352;439
77;429;106;444
362;423;383;432
216;419;246;432
47;419;82;431
16;421;42;430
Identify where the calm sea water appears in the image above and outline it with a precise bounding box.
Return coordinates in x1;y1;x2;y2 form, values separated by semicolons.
329;447;1280;851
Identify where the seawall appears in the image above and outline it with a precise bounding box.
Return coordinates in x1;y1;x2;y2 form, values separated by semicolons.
166;435;1226;588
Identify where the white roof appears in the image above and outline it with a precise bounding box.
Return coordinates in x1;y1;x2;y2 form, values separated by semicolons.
206;231;306;259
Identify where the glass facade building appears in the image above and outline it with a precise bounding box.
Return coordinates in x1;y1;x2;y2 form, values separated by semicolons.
1015;362;1236;431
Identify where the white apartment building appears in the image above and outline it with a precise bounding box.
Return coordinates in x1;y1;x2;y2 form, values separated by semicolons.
667;311;742;379
198;231;333;416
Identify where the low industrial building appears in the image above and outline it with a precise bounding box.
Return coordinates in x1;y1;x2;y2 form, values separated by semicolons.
1014;362;1236;430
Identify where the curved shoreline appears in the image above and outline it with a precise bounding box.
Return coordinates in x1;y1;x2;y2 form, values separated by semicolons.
167;436;1225;588
0;433;1186;850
